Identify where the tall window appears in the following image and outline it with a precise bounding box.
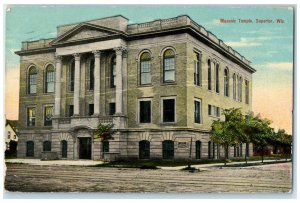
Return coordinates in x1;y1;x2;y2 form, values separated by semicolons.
194;99;201;124
195;140;202;159
88;58;95;90
26;141;34;157
111;56;116;88
162;98;175;123
245;80;249;104
238;76;243;102
43;141;51;152
139;100;151;123
139;140;150;159
109;103;115;115
61;140;68;158
224;68;229;97
102;140;109;153
45;64;54;93
44;106;53;126
233;74;237;100
215;64;219;93
68;105;74;117
163;49;175;83
208;59;212;90
28;66;37;94
162;140;174;159
140;52;151;85
193;51;201;86
27;107;36;127
69;60;75;91
88;104;94;116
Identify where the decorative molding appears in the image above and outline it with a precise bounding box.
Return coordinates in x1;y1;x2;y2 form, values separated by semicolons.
73;53;81;61
113;46;127;56
92;50;101;58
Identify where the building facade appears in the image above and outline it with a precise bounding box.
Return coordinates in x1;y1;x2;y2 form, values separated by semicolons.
5;120;18;151
16;15;255;160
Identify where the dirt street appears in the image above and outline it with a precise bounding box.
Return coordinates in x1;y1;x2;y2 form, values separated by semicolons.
4;162;292;193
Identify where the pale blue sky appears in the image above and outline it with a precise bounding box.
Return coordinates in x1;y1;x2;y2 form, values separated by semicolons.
5;5;294;133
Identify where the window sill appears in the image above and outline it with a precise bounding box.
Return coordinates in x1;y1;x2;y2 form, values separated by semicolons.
208;115;220;119
160;122;177;125
161;82;177;86
43;92;54;95
138;84;152;87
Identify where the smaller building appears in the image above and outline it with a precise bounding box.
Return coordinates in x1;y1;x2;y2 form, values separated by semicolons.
5;120;19;151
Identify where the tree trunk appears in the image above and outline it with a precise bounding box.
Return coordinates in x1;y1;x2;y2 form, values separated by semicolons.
224;144;228;166
244;150;248;166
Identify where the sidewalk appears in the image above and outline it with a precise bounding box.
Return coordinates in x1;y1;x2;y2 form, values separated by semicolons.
5;158;103;166
4;158;291;169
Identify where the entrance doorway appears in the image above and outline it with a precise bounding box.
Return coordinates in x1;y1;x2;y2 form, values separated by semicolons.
79;137;92;159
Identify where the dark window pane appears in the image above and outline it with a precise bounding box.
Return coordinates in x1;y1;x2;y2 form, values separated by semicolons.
111;57;116;88
102;140;109;153
109;103;115;115
26;141;34;157
69;61;75;91
69;105;74;117
208;60;211;90
162;140;174;159
163;99;175;122
140;101;151;123
89;104;94;116
139;140;150;159
61;140;68;158
43;141;51;152
196;141;201;159
194;100;201;123
89;59;95;90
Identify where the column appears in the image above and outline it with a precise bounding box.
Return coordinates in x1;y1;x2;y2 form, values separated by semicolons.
93;50;101;116
114;47;125;115
54;54;62;117
73;53;81;116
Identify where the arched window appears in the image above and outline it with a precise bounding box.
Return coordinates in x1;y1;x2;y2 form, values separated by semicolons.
88;58;95;90
195;140;202;159
162;140;174;159
69;60;75;91
140;52;151;85
28;66;37;94
224;68;229;97
208;59;212;90
233;73;236;100
111;56;116;87
139;140;150;159
45;64;55;93
215;64;219;93
26;141;34;157
43;141;51;152
61;140;68;158
163;49;175;83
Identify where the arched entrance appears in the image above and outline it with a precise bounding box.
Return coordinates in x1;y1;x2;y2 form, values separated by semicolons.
72;127;93;160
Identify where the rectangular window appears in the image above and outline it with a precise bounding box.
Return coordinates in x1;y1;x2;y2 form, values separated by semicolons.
208;105;212;116
208;105;220;117
193;52;201;86
162;98;175;122
194;99;201;123
245;80;249;104
139;100;151;123
111;63;116;88
163;58;175;82
140;61;151;85
215;65;219;93
68;105;74;117
27;107;36;127
88;104;94;116
44;106;53;126
89;60;95;90
109;103;116;115
208;62;212;90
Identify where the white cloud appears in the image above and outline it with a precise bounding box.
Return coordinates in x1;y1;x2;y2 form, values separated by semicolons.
226;37;262;47
255;62;293;72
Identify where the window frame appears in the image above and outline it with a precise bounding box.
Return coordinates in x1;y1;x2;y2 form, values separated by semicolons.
139;140;150;160
43;105;54;126
193;51;202;86
88;103;94;116
208;59;212;90
194;98;202;124
110;55;116;88
162;49;176;83
162;140;174;159
108;102;116;115
245;79;249;104
27;106;36;127
224;67;229;97
139;51;152;85
138;98;152;124
44;64;55;94
215;63;220;93
233;73;237;100
28;66;37;95
161;96;176;123
87;57;95;91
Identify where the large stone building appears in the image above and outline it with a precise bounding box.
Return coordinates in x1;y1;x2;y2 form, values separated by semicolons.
15;15;255;160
